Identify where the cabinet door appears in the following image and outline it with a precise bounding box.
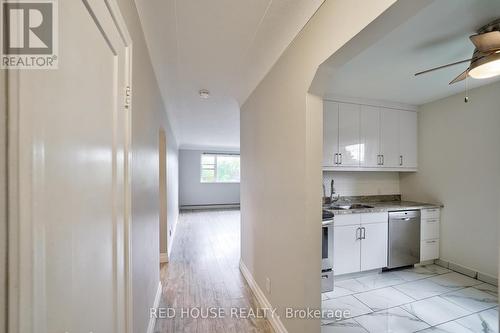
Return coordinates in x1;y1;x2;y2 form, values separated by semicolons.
338;103;361;166
421;239;439;261
323;101;339;167
380;108;400;167
360;222;388;271
399;111;418;168
360;105;380;167
421;218;440;240
333;225;361;275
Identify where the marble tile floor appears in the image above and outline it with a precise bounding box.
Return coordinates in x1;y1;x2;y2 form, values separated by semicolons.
322;264;498;333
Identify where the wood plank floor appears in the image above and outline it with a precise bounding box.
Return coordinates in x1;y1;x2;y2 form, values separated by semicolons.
154;209;274;333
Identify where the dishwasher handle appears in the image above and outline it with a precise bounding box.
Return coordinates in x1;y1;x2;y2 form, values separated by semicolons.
394;217;412;221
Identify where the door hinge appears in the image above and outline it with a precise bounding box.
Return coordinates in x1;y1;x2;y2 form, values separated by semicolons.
125;86;131;109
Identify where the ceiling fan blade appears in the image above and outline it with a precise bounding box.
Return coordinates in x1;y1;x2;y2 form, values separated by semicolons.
449;69;469;85
470;31;500;52
414;58;472;76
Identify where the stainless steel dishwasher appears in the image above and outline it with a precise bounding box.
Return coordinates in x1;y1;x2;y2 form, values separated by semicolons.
388;210;421;269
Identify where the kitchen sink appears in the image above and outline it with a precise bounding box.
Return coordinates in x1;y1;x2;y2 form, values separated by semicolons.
330;204;374;210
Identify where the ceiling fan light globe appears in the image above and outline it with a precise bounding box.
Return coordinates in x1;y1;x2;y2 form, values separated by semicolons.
468;54;500;79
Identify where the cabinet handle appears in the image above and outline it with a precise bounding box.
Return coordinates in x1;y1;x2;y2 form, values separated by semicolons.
377;155;381;165
381;155;384;165
400;155;403;166
321;274;330;279
356;227;361;240
339;153;342;165
334;153;338;165
426;240;437;244
362;227;366;239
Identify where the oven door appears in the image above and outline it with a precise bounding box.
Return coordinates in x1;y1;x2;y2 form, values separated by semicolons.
322;223;334;271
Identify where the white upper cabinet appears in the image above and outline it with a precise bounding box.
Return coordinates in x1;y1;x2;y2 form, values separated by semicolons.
323;99;418;171
380;108;400;168
338;103;361;167
399;111;418;168
360;106;380;167
323;101;339;167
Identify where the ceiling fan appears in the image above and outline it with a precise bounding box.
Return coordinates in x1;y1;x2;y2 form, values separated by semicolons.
415;18;500;85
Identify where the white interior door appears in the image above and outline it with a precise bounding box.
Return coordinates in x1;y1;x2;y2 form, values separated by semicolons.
8;1;132;332
333;225;361;275
323;101;339;167
380;108;400;168
399;111;418;168
360;105;380;167
338;103;360;166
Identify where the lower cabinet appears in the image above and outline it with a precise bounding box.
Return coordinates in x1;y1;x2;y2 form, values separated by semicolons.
421;239;439;261
420;208;441;262
360;222;388;271
333;213;388;276
333;225;361;275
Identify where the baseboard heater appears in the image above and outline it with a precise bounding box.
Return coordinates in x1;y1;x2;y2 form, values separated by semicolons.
180;203;240;211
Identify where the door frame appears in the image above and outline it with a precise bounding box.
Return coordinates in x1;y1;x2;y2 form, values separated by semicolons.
0;61;7;333
6;1;134;332
158;129;169;263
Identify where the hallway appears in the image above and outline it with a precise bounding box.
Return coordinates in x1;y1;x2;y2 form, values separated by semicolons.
154;210;273;333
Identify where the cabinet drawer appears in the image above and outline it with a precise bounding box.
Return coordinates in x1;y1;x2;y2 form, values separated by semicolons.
420;239;439;261
421;208;440;220
421;218;440;240
361;212;388;224
334;214;361;227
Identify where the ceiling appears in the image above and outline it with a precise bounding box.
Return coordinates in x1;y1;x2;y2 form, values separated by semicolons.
315;0;500;106
134;0;324;150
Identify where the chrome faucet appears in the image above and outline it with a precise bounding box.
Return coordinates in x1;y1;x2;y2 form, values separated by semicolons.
330;179;340;203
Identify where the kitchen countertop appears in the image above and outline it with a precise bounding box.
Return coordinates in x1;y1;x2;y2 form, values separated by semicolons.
322;195;443;216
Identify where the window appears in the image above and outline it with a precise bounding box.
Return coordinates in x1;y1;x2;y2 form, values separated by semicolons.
200;153;240;183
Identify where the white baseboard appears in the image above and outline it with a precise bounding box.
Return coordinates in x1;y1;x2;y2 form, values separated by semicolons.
159;252;168;263
239;260;288;333
180;203;240;211
434;259;498;286
146;282;162;333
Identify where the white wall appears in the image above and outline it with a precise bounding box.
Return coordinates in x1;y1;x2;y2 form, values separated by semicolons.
400;81;500;279
323;171;400;197
240;1;399;332
116;0;179;331
179;149;240;207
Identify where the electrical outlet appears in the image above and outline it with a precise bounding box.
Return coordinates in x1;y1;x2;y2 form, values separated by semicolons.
265;277;271;294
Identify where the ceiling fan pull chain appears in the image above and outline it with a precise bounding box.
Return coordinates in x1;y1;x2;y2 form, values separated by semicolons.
464;75;469;103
